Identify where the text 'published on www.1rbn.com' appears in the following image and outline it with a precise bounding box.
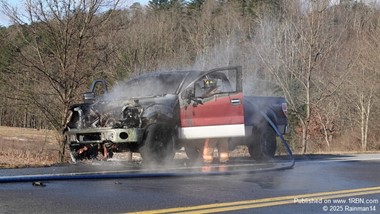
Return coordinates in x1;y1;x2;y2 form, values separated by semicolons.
294;197;379;212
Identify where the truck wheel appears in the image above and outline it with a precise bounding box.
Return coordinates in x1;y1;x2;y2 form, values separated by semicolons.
140;124;175;164
184;140;204;161
248;125;277;161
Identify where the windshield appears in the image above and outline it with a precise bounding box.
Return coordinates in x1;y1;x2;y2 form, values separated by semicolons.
108;72;188;100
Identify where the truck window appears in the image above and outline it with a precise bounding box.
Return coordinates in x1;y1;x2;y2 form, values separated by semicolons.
194;69;237;97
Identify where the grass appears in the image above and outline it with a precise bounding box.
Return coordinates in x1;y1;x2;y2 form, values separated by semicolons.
0;126;60;168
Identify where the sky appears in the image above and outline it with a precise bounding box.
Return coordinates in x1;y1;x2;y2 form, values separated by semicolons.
2;0;380;27
0;0;149;27
0;0;14;27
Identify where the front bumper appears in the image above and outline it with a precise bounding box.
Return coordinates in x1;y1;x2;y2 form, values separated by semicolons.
66;127;145;145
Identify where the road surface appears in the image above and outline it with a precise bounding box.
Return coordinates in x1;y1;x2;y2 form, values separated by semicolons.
0;153;379;213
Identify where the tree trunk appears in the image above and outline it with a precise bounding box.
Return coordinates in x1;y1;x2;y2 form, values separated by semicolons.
322;124;331;148
360;100;365;151
302;123;308;153
362;90;373;151
58;100;70;163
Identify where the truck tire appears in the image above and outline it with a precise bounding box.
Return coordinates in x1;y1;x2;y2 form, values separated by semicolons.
248;125;277;161
140;124;175;164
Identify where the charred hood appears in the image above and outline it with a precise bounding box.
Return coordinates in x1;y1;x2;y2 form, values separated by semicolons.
69;94;179;130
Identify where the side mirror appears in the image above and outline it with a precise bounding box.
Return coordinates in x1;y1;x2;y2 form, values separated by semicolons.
83;92;96;103
184;89;194;104
186;89;203;106
192;98;203;107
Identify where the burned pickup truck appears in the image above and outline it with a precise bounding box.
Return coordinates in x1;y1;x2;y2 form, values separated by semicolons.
64;66;288;163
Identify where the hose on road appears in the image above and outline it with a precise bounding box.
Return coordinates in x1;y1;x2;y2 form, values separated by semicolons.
260;111;295;170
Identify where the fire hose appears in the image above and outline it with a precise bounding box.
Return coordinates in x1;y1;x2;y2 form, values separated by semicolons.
0;111;294;183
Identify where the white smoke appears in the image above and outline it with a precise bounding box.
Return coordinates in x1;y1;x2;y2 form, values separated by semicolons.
187;32;280;97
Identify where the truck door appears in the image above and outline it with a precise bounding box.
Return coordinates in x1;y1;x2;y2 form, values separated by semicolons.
178;66;245;139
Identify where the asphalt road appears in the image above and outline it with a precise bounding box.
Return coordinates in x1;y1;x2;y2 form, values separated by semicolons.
0;153;380;214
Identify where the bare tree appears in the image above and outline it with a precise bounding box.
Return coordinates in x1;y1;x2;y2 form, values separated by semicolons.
0;0;378;157
1;0;120;161
341;4;380;150
255;0;348;153
315;99;339;148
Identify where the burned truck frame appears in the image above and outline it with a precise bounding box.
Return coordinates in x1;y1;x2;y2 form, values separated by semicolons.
64;66;288;163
